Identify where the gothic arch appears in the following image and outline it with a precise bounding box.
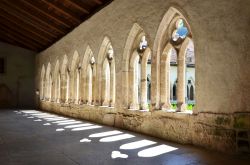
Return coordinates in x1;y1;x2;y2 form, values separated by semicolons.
81;46;96;105
97;36;115;107
122;23;151;110
122;23;144;108
153;7;193;111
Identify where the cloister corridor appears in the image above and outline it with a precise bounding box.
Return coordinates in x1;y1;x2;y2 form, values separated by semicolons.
0;0;250;164
0;109;249;165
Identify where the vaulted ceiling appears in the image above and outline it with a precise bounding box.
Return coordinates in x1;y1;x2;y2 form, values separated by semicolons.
0;0;112;52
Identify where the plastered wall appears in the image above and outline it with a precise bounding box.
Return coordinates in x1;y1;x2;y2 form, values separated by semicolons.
36;0;250;153
0;42;36;109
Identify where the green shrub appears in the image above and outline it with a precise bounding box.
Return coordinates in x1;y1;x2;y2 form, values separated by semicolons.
186;104;195;111
171;104;177;109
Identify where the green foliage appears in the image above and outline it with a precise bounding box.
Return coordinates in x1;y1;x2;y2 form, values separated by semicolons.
186;104;194;111
171;103;195;110
171;104;177;109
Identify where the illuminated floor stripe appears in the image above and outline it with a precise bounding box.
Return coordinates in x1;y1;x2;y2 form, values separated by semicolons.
137;145;177;157
36;115;58;118
21;110;40;113
89;131;123;138
32;113;50;116
44;117;67;120
53;120;76;123
99;134;135;142
45;118;68;121
120;140;156;150
57;121;82;125
64;123;93;128
71;126;102;131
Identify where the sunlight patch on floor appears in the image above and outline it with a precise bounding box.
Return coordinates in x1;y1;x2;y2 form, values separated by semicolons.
53;120;76;123
111;151;128;159
120;140;156;150
99;134;135;142
80;138;91;143
89;130;123;138
57;121;82;125
71;125;102;131
64;123;93;128
137;144;177;157
56;128;65;132
45;118;68;121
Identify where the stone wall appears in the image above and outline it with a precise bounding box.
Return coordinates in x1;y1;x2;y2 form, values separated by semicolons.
35;0;250;153
40;102;250;153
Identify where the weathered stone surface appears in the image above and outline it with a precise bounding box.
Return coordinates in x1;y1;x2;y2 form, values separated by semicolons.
36;0;250;153
103;113;115;126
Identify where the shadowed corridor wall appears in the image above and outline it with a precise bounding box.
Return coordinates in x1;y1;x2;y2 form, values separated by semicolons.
0;42;36;109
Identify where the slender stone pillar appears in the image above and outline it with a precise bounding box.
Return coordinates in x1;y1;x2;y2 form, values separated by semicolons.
110;61;115;107
177;38;190;112
160;45;172;110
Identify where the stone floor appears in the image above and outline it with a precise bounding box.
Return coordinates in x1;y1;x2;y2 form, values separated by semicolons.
0;110;249;165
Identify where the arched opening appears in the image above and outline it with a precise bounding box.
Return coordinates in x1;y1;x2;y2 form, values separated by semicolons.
123;24;151;110
153;7;194;112
81;46;96;105
173;83;177;100
190;85;194;101
97;37;116;107
186;78;195;102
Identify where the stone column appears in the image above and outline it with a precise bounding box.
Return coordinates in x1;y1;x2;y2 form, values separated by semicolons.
177;38;190;112
102;61;110;107
129;61;139;110
87;65;92;105
140;57;148;110
129;53;140;110
110;61;115;107
160;53;171;110
60;74;66;103
177;55;186;112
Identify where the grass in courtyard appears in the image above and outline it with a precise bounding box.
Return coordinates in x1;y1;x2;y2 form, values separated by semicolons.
171;104;195;111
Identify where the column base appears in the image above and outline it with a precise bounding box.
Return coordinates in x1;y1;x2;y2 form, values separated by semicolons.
102;100;109;107
176;102;186;112
74;99;79;104
161;102;172;110
140;102;148;110
129;103;139;110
